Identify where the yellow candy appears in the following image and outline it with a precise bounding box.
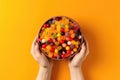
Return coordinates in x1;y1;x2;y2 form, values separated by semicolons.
46;45;51;50
65;28;69;32
55;49;58;53
66;46;70;50
54;52;58;56
73;48;77;52
71;33;75;38
65;25;69;28
57;33;61;37
71;40;76;44
56;25;61;32
57;37;61;41
48;53;53;58
69;30;74;34
57;46;62;50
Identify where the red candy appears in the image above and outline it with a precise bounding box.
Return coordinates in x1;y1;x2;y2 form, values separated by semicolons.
50;48;54;52
39;38;42;42
60;28;65;32
43;24;48;28
60;39;64;44
49;38;53;42
42;44;47;48
61;54;66;58
67;50;72;54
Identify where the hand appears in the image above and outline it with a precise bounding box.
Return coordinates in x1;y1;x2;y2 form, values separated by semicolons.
30;36;53;68
68;38;89;68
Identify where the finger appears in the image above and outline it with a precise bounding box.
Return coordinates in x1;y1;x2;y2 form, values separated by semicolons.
83;37;89;57
31;36;39;54
34;43;42;58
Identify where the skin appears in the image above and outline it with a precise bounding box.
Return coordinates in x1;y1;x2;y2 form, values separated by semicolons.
31;36;89;80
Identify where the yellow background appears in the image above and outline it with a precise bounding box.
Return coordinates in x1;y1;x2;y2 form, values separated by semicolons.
0;0;120;80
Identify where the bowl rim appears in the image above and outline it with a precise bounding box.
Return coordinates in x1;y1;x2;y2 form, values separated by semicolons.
37;16;84;60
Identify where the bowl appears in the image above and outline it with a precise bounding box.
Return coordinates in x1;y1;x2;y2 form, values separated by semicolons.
38;16;84;60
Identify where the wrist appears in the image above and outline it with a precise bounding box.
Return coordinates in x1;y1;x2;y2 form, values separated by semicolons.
39;64;53;72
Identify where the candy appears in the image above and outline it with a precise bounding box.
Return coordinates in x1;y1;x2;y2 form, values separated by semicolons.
46;45;51;50
42;39;46;43
54;52;58;56
60;28;65;32
55;49;58;53
66;46;70;50
71;33;75;38
43;24;48;28
42;44;46;48
69;30;74;34
67;50;72;54
57;33;61;37
61;32;65;35
60;39;64;44
73;48;77;52
49;38;53;42
67;41;71;45
50;47;54;52
61;54;66;58
62;43;67;47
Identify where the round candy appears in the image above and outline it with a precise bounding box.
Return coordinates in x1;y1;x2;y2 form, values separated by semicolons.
66;46;70;50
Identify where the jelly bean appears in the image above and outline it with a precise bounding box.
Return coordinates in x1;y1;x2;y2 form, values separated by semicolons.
49;38;53;42
67;41;71;45
48;53;53;58
70;44;75;49
39;38;42;42
57;37;61;41
60;28;65;32
73;48;77;52
78;35;82;39
60;36;66;40
61;32;65;35
57;33;61;37
60;39;64;44
65;32;70;37
57;46;62;50
54;52;58;56
67;50;72;54
52;33;57;38
42;44;47;48
66;37;73;41
66;46;70;50
55;17;62;21
42;39;46;43
43;24;48;28
62;51;66;54
71;40;76;44
50;42;54;46
65;28;69;32
55;42;59;45
69;30;74;34
62;43;67;47
46;45;51;50
69;37;73;41
65;25;69;28
55;49;58;53
61;23;65;27
61;54;66;58
50;47;54;52
71;33;75;38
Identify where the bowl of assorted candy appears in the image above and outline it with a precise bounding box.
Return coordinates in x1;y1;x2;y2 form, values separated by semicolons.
38;16;84;60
